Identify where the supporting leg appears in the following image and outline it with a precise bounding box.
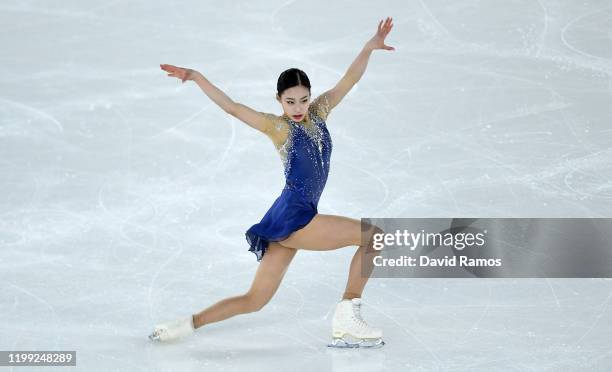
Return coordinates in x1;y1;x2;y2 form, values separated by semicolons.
342;225;383;300
278;214;383;301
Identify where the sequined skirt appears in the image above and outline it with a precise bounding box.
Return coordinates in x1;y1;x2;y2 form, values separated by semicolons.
245;188;318;262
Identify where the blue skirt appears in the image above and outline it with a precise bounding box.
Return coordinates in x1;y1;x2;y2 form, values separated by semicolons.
245;188;317;261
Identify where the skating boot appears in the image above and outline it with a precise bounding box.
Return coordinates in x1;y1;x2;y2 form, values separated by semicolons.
328;298;384;348
148;315;195;342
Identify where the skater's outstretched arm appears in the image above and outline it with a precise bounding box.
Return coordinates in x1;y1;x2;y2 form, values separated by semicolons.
323;17;395;111
160;64;272;134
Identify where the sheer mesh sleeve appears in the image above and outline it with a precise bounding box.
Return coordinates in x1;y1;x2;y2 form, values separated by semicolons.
309;92;332;121
258;112;286;134
257;111;290;150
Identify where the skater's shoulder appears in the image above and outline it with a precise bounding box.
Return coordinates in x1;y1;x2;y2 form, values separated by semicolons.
258;111;291;149
309;92;332;121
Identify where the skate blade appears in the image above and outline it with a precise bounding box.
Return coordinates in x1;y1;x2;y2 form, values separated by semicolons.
327;337;385;349
148;329;163;341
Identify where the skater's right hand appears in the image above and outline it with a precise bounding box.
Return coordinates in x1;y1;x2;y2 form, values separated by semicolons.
160;64;200;83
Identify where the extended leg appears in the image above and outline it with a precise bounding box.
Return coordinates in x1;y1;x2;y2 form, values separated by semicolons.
192;242;297;329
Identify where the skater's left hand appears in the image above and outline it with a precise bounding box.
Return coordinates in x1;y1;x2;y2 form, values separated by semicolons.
365;17;395;51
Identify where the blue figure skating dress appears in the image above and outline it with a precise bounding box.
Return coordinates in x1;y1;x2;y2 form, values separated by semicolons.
245;93;333;261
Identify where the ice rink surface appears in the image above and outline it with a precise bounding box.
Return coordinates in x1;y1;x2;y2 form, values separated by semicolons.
1;0;612;371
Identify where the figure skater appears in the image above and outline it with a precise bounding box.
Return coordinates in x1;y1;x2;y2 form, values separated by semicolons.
149;17;395;348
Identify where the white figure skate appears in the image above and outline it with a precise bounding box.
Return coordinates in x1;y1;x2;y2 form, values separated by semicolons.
328;298;385;348
148;315;195;342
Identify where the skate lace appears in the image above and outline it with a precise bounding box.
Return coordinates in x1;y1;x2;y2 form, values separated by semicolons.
352;302;369;329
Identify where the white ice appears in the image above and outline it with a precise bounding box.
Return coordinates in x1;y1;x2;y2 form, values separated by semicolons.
1;0;612;371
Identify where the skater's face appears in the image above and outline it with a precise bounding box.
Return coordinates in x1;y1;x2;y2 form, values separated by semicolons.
277;85;311;123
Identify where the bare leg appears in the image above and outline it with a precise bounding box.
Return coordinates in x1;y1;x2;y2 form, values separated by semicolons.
192;242;297;329
342;237;379;300
278;214;382;300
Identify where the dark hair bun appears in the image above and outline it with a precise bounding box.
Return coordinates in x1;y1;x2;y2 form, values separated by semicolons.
277;68;311;97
